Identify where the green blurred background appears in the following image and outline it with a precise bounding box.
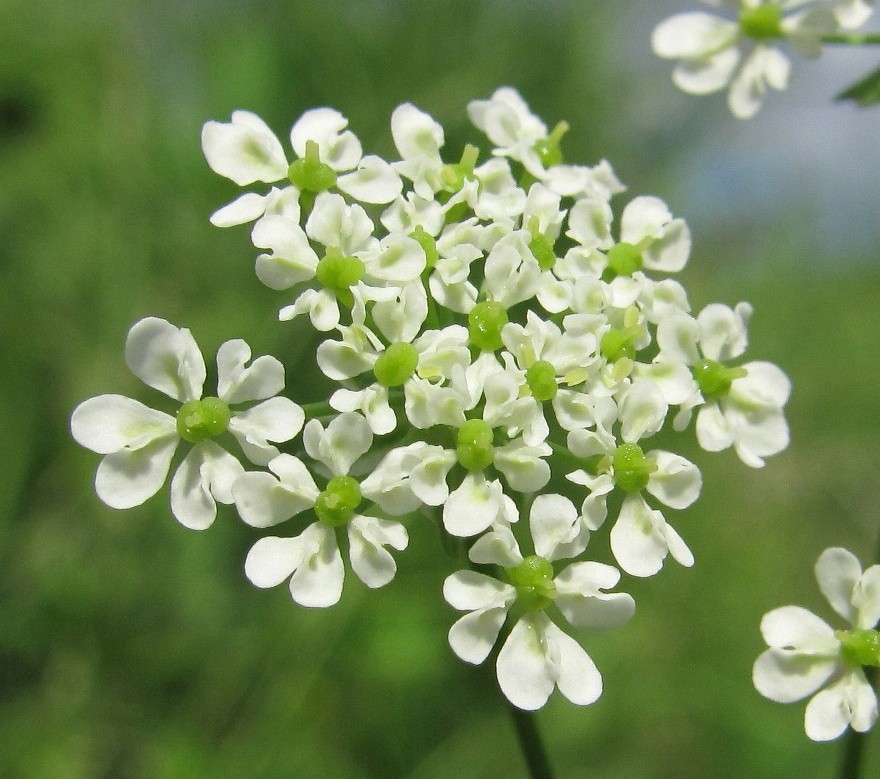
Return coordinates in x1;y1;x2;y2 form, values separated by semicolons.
2;1;879;777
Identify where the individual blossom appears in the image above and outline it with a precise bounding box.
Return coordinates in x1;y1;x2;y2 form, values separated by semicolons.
443;495;635;710
656;301;791;467
201;107;402;226
71;317;303;529
753;547;880;741
834;0;876;28
652;0;838;118
235;413;408;607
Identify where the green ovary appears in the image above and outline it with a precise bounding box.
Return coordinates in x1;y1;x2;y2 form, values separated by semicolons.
176;397;230;443
606;242;643;277
693;359;747;400
836;629;880;668
612;443;657;493
287;139;337;192
468;301;509;352
315;475;362;527
526;360;558;402
508;555;556;611
739;5;783;40
374;342;419;387
456;418;494;472
316;250;366;292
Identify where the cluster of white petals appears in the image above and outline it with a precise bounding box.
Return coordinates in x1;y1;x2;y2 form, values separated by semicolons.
652;0;876;118
72;87;792;711
754;547;880;740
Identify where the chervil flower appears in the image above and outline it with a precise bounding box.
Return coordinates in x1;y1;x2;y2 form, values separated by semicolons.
834;0;875;28
657;302;791;467
235;413;408;607
652;1;838;118
202;107;402;226
443;496;635;710
71;317;303;529
753;547;880;741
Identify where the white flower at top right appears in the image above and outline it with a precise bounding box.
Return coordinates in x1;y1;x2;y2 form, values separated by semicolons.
753;547;880;741
652;1;841;118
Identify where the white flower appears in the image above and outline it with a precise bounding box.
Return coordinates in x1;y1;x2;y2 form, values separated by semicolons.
201;107;402;227
71;317;303;530
443;500;635;710
236;413;409;607
753;547;880;741
652;1;838;118
657;303;791;467
834;0;876;29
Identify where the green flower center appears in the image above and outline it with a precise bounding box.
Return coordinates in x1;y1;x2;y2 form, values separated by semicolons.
468;300;509;352
532;121;569;168
507;555;556;611
525;360;558;402
315;475;362;527
176;397;230;443
606;242;643;277
374;342;419;387
316;249;366;293
528;231;557;271
612;443;657;493
693;359;748;401
287;139;337;193
600;326;640;363
456;418;494;472
739;5;783;40
836;629;880;668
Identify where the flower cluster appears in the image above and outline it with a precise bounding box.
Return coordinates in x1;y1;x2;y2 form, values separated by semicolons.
754;547;880;740
72;87;791;710
653;0;877;118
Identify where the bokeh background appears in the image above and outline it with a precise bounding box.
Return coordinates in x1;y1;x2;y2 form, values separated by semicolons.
2;1;879;777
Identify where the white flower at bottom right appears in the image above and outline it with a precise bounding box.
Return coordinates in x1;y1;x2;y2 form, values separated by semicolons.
753;547;880;741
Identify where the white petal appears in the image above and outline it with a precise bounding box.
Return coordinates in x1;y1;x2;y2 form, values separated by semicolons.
468;524;524;568
125;317;206;402
760;605;838;651
672;48;740;95
245;534;310;588
443;473;504;537
443;570;516;611
227;397;304;465
201;111;288;185
496;615;556;711
169;441;244;530
695;403;735;451
543;618;603;707
620;196;672;245
210;192;269;227
609;495;671;578
232;454;318;528
303;413;372;476
816;548;862;626
448;607;509;665
391;103;444;160
728;47;790;120
289;107;362;172
646;450;702;509
856;564;880;630
493;439;552;493
753;648;838;704
554;561;635;631
529;493;589;562
652;12;739;59
216;339;285;404
94;436;178;509
288;524;345;607
347;515;408;588
805;672;878;741
337;155;403;204
643;219;691;273
71;395;175;454
618;379;668;443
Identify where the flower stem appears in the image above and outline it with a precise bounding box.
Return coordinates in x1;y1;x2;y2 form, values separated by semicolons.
820;33;880;45
506;702;556;779
301;400;335;419
839;667;878;779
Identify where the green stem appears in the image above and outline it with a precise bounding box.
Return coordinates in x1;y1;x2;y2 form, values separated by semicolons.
507;702;556;779
301;400;335;419
820;33;880;45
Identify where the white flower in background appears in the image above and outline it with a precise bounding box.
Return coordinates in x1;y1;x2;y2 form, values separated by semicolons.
443;496;635;710
201;107;402;227
236;413;408;607
71;317;303;529
834;0;876;28
652;1;838;118
657;302;791;467
754;547;880;741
